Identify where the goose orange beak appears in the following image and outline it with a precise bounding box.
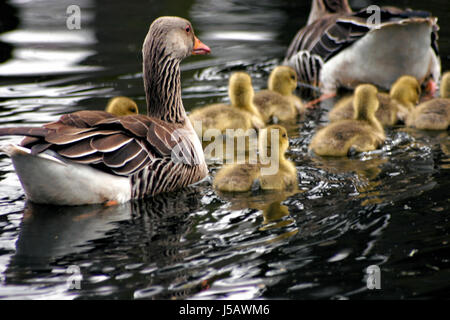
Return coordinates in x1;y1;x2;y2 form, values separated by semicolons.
192;37;211;55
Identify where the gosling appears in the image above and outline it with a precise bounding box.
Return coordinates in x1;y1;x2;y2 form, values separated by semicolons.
309;84;385;157
105;96;139;116
213;125;298;192
406;72;450;130
189;72;265;137
329;75;421;126
254;66;304;123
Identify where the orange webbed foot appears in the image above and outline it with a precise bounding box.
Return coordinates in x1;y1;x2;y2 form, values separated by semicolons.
305;92;337;109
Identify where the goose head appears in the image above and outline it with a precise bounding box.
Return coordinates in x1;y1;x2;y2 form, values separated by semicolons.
143;16;210;61
105;96;139;116
390;75;421;108
441;72;450;99
142;16;210;122
353;84;379;121
268;66;298;96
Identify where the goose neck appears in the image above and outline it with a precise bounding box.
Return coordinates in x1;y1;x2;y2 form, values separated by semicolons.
143;48;185;124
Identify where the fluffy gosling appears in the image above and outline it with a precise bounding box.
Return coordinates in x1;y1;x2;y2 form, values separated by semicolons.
254;66;304;123
213;125;298;192
189;72;265;137
329;75;421;126
406;72;450;130
309;84;386;157
105;96;139;116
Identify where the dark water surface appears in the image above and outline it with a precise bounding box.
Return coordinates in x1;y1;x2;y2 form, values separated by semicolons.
0;0;449;299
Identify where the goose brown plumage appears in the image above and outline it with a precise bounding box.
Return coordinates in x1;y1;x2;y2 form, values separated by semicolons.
309;84;385;157
0;16;211;205
307;0;352;25
407;71;450;130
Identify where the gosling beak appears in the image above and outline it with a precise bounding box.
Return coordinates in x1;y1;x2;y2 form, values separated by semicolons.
192;37;211;55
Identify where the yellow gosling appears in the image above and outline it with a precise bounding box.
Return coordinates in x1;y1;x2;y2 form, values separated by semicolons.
407;72;450;130
309;84;385;157
105;96;139;116
329;75;421;126
254;66;305;123
189;72;265;137
213;125;298;192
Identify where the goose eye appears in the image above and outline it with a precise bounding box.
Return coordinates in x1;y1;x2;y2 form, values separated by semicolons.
185;25;191;33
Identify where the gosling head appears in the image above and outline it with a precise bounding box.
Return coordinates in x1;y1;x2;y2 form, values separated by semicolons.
229;72;255;109
258;125;289;159
353;84;379;121
105;96;139;116
143;16;210;62
390;75;421;108
268;66;298;96
440;72;450;99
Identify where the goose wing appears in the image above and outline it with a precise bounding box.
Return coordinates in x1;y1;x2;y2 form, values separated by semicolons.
2;110;200;177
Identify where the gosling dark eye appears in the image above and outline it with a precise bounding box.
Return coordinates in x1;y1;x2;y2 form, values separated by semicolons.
290;75;296;81
282;134;287;138
185;25;191;33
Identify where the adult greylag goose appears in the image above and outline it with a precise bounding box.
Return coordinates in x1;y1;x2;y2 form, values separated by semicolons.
213;125;298;192
309;84;385;157
189;71;264;138
329;75;421;126
407;71;450;130
105;96;139;116
253;66;305;123
0;16;211;206
284;0;441;100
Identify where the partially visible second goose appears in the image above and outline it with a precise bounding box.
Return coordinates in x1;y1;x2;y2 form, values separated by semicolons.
407;71;450;130
254;66;305;123
0;16;211;205
309;84;385;157
284;0;440;96
189;72;265;137
105;96;139;116
329;75;421;126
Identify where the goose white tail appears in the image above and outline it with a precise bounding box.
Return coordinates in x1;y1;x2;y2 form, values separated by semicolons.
1;143;131;206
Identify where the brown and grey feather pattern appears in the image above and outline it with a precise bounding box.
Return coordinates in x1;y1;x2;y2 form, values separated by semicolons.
284;6;440;89
0;111;205;198
307;0;352;25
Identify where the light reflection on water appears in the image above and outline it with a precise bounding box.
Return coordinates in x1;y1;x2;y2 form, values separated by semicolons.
0;0;98;77
0;0;449;300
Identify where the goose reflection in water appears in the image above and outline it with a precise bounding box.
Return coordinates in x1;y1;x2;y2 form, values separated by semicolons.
11;202;133;269
399;128;450;169
214;189;301;244
4;188;205;298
